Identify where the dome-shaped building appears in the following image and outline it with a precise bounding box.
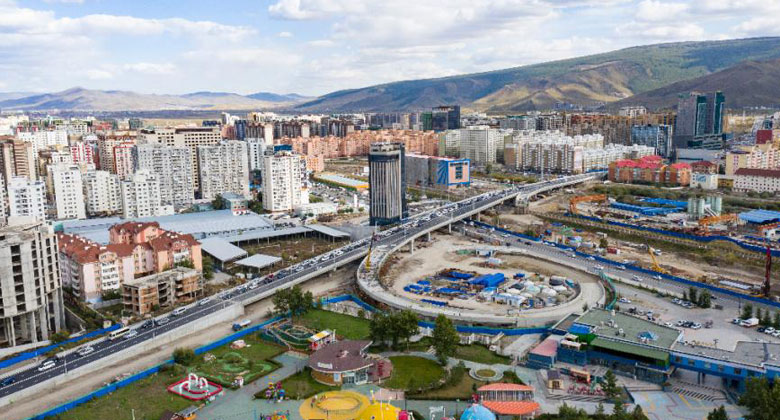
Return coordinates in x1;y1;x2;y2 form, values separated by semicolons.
358;401;401;420
460;404;496;420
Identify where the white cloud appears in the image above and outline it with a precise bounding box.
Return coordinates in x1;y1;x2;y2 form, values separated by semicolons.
122;62;176;75
616;21;706;41
635;0;688;22
277;31;293;38
86;69;113;80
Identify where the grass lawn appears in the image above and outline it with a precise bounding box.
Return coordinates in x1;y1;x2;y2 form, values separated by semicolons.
295;309;370;340
275;368;338;400
192;334;285;387
411;365;485;400
454;344;511;365
58;369;191;420
384;356;445;390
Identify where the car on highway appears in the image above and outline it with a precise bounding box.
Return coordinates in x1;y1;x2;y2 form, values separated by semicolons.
618;298;631;303
140;320;154;329
125;329;139;339
199;297;211;306
155;317;170;326
172;307;187;316
0;376;15;387
77;346;95;357
38;360;56;372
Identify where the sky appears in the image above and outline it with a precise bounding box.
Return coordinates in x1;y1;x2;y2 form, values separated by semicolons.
1;0;778;97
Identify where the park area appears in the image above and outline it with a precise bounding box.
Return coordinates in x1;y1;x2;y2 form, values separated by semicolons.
295;309;371;340
192;334;285;388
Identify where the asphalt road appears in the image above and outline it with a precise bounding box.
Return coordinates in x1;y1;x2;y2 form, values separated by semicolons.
0;173;598;398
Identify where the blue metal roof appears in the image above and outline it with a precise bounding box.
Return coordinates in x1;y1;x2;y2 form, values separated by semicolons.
740;209;780;224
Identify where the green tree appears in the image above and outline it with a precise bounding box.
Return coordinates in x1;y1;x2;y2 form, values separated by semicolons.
272;285;314;318
599;238;609;249
629;405;648;420
603;369;620;400
761;309;772;327
594;403;606;420
202;256;215;280
739;377;780;420
556;403;589;420
742;303;754;320
431;314;459;365
773;312;780;330
611;401;627;418
688;287;698;304
395;310;420;349
707;406;728;420
50;331;71;344
369;312;390;346
173;348;196;366
698;290;711;308
211;194;226;210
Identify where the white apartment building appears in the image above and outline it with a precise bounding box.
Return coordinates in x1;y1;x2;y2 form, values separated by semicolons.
458;127;501;165
246;138;267;172
733;168;780;193
0;174;6;224
17;130;68;156
83;170;122;216
134;144;194;209
120;170;165;218
113;142;136;180
197;141;249;200
139;127;221;190
47;164;86;220
262;151;306;212
7;176;46;222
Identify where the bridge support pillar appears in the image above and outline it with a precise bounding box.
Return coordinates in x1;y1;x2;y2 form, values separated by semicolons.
409;239;415;254
448;223;452;233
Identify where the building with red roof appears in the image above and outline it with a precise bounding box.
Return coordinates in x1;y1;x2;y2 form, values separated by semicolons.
608;155;691;186
109;221;202;275
477;383;540;419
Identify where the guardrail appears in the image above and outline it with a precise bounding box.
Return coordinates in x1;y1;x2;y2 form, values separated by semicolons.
0;324;121;371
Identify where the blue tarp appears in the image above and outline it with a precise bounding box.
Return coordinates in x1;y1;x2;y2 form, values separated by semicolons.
640;197;688;208
436;287;462;295
422;299;448;306
569;324;592;335
448;271;474;279
469;273;505;288
740;209;780;224
611;202;680;216
417;280;431;285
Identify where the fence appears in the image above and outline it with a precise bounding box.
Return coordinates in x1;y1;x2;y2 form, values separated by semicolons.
0;323;121;371
475;219;780;310
28;315;283;420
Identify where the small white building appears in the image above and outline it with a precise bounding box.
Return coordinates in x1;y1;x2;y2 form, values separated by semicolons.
294;202;338;217
690;173;719;190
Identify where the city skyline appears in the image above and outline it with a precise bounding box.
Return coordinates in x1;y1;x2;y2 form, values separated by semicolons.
2;0;779;96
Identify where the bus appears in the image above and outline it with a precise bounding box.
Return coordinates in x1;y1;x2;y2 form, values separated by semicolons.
108;326;130;341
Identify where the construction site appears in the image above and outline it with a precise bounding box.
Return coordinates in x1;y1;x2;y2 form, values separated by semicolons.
492;184;780;298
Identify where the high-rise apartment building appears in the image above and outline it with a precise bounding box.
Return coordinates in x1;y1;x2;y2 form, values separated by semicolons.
134;144;194;209
246;138;268;172
82;170;122;217
674;91;725;150
458;127;501;165
0;138;36;184
431;105;461;131
17;130;68;156
139;127;221;190
120;170;165;219
7;177;47;222
369;142;407;226
47;164;86;220
261;150;306;212
197;141;249;200
0;221;64;347
631;124;673;158
113;142;136;180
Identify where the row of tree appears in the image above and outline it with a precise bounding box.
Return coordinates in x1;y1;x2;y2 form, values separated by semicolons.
684;287;712;309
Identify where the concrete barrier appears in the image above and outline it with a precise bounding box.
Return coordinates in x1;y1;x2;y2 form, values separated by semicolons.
0;303;244;408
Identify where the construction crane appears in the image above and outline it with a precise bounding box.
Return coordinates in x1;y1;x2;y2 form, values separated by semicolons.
569;194;608;215
697;213;739;234
647;245;669;274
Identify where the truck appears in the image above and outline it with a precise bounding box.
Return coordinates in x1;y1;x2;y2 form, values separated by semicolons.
741;317;759;328
232;319;252;331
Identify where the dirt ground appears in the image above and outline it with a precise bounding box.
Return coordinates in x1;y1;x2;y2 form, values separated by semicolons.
4;265;358;420
383;233;602;318
496;213;766;285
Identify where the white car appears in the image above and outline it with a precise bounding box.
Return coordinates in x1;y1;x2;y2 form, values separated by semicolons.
125;329;139;339
38;360;56;372
77;346;95;357
618;298;631;304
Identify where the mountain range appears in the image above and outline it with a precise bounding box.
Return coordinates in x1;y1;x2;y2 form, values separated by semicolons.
295;36;780;113
2;37;780;113
0;88;310;112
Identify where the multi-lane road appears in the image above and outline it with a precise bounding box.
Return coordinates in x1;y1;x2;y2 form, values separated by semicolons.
0;173;600;399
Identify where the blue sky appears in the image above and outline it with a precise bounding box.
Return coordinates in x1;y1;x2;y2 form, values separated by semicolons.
1;0;778;96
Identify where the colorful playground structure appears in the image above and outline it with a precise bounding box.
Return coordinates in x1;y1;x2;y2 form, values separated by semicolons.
167;373;224;401
262;381;287;403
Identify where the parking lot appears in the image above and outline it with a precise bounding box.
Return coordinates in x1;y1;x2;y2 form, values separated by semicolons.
615;282;779;350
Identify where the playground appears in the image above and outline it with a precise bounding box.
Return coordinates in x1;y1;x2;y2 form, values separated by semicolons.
299;391;371;420
167;373;224;401
261;320;319;351
191;334;286;388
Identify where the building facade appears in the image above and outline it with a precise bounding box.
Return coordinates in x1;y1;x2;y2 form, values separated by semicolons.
139;127;222;190
134;144;194;209
122;267;202;315
120;170;166;219
7;177;47;222
0;221;64;347
57;233;135;302
733;168;780;193
82;170;122;217
47;164;86;220
369;142;407;226
261;150;306;212
631;124;673;158
197;141;250;200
